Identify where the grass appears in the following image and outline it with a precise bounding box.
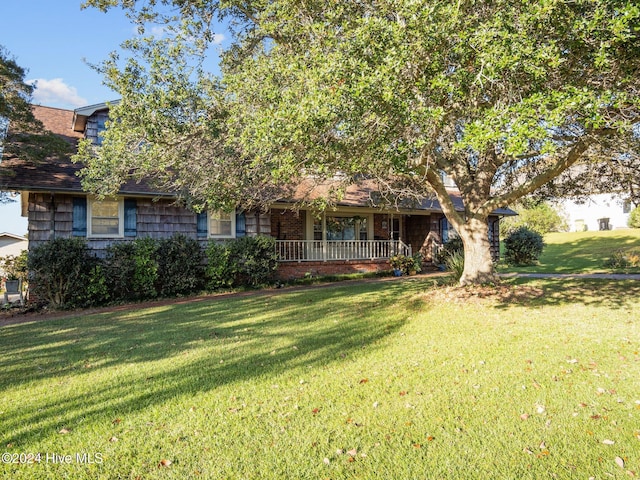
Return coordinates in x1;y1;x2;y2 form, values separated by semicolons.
499;229;640;274
1;277;639;479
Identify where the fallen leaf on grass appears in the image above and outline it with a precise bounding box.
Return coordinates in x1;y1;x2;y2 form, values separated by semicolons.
347;448;358;457
59;428;71;434
520;413;530;421
112;418;122;425
108;436;118;443
323;457;330;465
603;439;615;445
158;459;172;467
359;378;368;384
312;408;320;415
615;457;625;468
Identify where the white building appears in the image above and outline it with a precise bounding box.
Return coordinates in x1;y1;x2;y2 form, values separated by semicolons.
556;194;633;232
0;232;27;259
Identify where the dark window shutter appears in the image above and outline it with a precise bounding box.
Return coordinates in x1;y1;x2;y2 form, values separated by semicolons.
236;212;246;237
124;199;137;237
72;197;87;237
197;212;208;238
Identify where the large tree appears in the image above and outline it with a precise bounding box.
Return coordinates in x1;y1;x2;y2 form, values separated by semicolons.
78;0;640;284
1;45;71;202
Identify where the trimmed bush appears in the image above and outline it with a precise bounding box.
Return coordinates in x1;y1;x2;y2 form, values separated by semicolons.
230;236;278;287
205;236;278;289
504;227;545;266
156;234;205;296
28;237;101;308
205;242;235;290
104;238;158;301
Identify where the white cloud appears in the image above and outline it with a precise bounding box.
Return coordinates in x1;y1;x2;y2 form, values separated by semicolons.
27;78;88;108
133;25;226;45
212;33;225;45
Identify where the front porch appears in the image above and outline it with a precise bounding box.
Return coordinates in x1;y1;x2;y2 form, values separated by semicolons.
275;239;412;262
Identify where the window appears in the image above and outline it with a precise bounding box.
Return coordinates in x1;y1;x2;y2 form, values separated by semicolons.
209;210;235;238
73;197;136;238
88;198;123;237
314;216;368;241
197;210;238;239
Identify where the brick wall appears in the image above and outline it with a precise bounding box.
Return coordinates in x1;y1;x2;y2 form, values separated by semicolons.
276;259;390;280
271;208;305;240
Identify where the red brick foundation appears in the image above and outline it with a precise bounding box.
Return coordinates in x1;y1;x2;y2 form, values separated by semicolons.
276;260;390;280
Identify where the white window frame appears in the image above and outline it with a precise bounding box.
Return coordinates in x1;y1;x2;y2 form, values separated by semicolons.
87;197;124;238
208;209;236;239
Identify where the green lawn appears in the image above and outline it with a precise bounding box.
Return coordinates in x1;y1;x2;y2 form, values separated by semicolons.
1;278;639;479
500;229;640;274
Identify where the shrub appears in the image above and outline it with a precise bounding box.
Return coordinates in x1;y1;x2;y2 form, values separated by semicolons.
435;236;464;265
604;248;640;269
503;227;545;266
28;237;101;308
230;236;279;287
104;238;158;301
444;250;465;280
205;236;278;289
156;234;205;296
628;206;640;229
205;241;235;290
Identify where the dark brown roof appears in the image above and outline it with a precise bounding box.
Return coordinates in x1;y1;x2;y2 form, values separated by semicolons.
0;105;166;196
290;178;516;216
1;105;515;216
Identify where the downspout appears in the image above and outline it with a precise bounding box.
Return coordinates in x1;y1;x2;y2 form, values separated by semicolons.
49;193;56;240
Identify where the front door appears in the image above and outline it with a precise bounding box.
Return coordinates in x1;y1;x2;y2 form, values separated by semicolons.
391;218;400;240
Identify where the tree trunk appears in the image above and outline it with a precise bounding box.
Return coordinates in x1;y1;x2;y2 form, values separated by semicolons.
458;217;500;286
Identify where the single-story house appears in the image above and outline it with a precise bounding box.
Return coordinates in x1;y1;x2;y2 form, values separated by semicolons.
0;104;515;279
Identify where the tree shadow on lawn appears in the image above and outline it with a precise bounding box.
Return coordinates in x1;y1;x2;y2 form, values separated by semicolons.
418;277;640;311
491;278;640;310
530;234;640;273
0;281;420;446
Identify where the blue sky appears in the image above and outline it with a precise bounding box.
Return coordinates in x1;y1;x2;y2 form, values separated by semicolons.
1;0;228;235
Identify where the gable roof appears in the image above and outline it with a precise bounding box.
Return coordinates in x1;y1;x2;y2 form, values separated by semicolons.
0;105;168;196
72;100;119;132
0;232;27;242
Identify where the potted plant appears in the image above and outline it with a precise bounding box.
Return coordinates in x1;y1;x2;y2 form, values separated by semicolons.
389;254;407;276
1;252;27;295
408;253;423;275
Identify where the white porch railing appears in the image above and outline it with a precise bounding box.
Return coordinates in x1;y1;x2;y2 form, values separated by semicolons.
276;240;412;262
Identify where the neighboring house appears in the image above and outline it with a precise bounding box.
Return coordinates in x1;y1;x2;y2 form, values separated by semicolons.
0;232;27;292
555;194;634;232
1;104;515;279
0;232;27;259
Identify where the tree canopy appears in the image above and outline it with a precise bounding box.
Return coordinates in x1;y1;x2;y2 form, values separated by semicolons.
1;45;71;202
77;0;640;284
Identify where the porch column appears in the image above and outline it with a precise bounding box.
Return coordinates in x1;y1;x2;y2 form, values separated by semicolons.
322;213;327;262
